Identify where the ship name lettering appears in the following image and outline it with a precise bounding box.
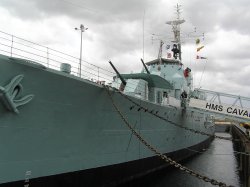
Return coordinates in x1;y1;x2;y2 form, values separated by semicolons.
243;110;249;117
232;108;238;115
227;107;232;114
218;105;223;112
226;107;250;118
227;107;233;114
205;103;223;111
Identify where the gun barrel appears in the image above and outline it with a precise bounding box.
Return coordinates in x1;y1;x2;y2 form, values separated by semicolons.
109;61;127;86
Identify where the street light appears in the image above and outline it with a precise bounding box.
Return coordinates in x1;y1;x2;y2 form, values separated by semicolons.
75;24;88;77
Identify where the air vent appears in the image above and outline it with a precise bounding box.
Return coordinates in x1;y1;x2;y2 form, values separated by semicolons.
60;63;71;74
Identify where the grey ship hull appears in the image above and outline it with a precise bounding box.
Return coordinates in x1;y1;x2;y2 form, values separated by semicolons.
0;55;214;186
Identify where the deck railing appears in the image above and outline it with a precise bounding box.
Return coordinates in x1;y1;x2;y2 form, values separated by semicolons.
0;30;117;85
0;30;151;98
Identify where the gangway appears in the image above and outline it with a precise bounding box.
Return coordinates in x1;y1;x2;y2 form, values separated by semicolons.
198;88;250;107
189;88;250;122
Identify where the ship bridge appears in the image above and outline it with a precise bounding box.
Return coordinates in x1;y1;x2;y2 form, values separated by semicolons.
189;88;250;122
145;58;182;66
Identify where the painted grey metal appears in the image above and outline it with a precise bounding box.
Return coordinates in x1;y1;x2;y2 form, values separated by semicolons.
0;54;214;184
60;63;71;74
109;61;127;86
120;73;173;89
141;58;150;74
0;74;34;113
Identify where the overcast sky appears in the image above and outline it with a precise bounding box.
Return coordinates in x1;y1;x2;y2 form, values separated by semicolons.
0;0;250;100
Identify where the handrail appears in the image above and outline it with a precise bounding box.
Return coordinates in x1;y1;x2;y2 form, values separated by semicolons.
0;30;115;75
0;30;150;96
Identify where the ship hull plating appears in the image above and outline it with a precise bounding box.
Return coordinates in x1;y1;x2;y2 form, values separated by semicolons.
1;137;213;187
0;55;214;186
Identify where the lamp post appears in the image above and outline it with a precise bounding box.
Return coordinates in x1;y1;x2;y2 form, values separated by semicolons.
75;24;88;77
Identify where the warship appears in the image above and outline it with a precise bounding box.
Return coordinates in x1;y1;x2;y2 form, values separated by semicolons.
0;6;215;187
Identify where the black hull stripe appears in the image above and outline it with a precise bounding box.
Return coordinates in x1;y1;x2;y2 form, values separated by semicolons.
1;137;213;187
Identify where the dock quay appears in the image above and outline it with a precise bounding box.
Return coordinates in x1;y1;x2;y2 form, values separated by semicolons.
215;121;232;132
216;121;250;187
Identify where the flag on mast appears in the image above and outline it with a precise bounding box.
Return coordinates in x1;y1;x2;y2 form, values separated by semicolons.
195;38;200;45
196;55;207;59
197;46;204;52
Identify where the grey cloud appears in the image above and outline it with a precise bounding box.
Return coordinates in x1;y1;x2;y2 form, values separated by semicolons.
184;0;250;35
0;0;148;23
1;0;249;98
200;71;250;97
0;0;150;60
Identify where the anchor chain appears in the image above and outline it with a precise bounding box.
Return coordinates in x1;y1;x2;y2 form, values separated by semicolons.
114;88;236;142
105;86;232;187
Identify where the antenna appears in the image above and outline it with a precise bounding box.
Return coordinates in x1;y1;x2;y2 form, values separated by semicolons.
142;10;145;61
176;3;181;20
157;40;164;64
166;4;185;60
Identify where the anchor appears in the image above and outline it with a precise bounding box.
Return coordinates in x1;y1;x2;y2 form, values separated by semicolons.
0;75;34;114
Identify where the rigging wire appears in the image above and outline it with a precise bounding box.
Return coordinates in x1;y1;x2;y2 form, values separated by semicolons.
142;9;145;61
198;59;207;88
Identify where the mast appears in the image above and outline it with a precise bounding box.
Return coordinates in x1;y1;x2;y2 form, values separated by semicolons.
157;40;164;64
166;4;185;61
